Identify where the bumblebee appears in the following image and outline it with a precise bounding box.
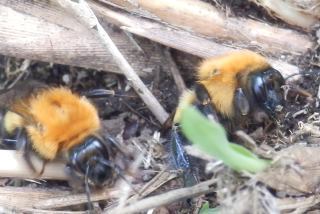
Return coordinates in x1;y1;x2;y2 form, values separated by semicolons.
0;82;125;188
170;50;285;186
174;50;285;126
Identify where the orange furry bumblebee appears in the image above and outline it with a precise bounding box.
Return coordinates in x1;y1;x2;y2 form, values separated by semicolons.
170;50;285;187
5;87;100;159
0;83;122;187
174;50;285;124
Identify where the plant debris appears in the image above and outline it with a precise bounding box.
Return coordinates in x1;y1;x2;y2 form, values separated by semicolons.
0;0;319;213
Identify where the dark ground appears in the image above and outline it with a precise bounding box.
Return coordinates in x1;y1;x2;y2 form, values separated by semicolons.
0;1;319;212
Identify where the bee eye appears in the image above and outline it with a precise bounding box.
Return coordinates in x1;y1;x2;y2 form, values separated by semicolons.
252;75;267;103
251;68;285;114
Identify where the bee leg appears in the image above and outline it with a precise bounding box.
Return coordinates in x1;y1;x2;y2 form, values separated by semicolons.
286;85;313;102
36;160;48;177
103;136;136;172
1;138;17;149
99;159;138;194
104;135;127;157
0;110;20;149
194;83;219;121
16;128;37;173
84;165;94;212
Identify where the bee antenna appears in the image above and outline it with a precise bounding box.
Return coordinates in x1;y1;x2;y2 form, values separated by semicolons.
82;88;137;99
82;89;115;99
1;138;17;149
85;165;94;211
2;138;17;142
99;159;138;194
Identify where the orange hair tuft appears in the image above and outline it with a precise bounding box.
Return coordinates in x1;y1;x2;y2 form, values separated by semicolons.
25;88;100;160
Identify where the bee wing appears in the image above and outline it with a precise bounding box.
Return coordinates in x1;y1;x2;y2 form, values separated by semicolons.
235;88;250;116
0;80;48;122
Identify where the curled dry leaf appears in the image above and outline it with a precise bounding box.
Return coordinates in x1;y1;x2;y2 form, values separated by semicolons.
250;0;320;31
291;0;320;19
257;144;320;196
276;195;320;212
219;185;278;214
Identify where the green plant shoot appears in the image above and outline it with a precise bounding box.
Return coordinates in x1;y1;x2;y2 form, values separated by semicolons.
180;106;270;173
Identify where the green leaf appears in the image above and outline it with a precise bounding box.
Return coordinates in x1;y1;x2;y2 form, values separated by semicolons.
180;106;270;173
199;202;219;214
229;143;257;158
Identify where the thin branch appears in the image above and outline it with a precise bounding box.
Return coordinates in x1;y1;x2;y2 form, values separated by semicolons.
106;178;216;214
0;150;67;180
163;48;187;94
58;0;169;124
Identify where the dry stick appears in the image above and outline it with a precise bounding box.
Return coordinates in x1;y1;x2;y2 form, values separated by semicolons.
0;207;86;214
163;48;187;94
107;178;216;214
58;0;169;124
90;3;300;79
0;185;123;210
0;2;302;78
0;150;66;180
101;0;313;55
35;188;122;210
0;186;71;211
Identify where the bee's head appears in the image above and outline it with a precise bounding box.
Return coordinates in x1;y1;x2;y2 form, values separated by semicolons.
251;68;285;118
68;136;115;187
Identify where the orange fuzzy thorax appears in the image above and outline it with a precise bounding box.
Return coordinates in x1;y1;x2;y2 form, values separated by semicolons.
25;88;100;160
197;50;270;118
